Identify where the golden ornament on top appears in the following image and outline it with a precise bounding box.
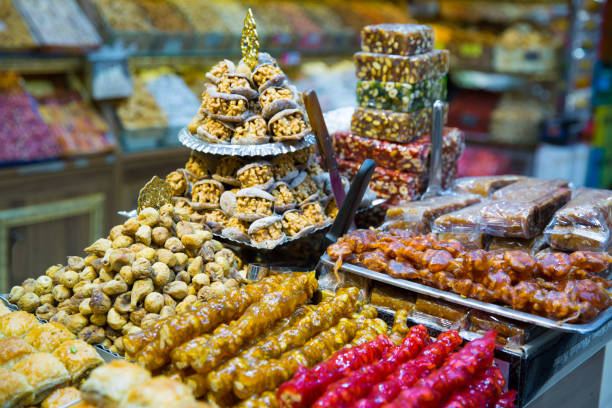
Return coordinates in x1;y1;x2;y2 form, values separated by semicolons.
137;176;174;213
241;8;260;70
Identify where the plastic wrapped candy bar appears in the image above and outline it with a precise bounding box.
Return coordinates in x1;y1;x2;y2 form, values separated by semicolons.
335;126;461;175
542;188;612;251
453;175;525;198
414;295;468;326
488;235;548;255
482;185;572;239
351;105;448;144
354;50;449;83
370;283;416;312
491;178;569;200
356;76;447;113
334;132;430;173
468;311;530;346
361;24;435;56
338;158;423;204
385;193;482;233
433;203;488;249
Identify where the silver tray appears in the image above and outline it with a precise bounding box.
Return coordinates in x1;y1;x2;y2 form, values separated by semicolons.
214;220;333;251
178;127;315;157
319;254;612;334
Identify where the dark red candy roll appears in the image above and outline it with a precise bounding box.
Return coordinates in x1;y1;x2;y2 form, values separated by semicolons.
353;330;462;408
277;334;395;408
441;366;505;408
385;330;497;408
494;390;517;408
313;325;430;408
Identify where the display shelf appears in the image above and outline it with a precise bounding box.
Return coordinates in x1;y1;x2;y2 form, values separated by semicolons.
0;54;84;74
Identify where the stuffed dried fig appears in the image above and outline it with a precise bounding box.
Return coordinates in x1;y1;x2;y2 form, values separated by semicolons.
90;289;112;315
152;262;171;287
144;292;164;314
164;281;188;300
113;292;132;314
36;303;57;321
132;258;153;280
131;279;154;308
66;313;89;334
18;292;40;312
79;325;105;344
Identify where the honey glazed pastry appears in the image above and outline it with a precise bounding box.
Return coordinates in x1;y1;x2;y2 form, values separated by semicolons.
11;353;71;405
0;368;34;408
52;340;104;383
23;322;75;353
0;337;35;369
80;360;151;408
0;311;41;338
41;387;81;408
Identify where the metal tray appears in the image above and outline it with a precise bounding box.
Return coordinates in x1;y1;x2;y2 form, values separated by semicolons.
319;254;612;334
178;127;316;157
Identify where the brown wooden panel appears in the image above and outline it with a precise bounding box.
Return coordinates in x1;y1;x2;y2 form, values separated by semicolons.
9;214;91;286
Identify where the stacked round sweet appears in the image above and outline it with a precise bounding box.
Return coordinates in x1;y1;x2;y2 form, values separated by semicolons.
336;24;463;204
187;54;311;145
165;149;339;250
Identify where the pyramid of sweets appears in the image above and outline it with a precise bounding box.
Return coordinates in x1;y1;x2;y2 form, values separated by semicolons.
335;24;465;204
187;53;311;145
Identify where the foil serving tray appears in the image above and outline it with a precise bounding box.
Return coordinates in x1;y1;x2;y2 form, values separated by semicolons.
319;254;612;334
178;127;315;157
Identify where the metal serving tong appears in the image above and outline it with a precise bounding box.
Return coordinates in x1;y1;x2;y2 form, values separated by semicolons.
323;158;376;248
421;100;446;199
303;89;347;208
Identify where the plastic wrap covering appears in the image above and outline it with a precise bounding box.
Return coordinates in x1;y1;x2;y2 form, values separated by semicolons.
453;175;525;198
361;24;434;56
433;203;488;249
351;105;447;144
488;235;548;255
335;132;430;173
544;188;612;251
206;288;360;399
356;77;446;113
354;50;450;83
170;273;317;374
468;311;531;346
338;158;423;204
370;283;416;312
123;273;298;370
385;193;482;233
491;178;569;200
481;188;572;239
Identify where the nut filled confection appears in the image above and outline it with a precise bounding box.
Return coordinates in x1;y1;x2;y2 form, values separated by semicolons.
164;150;336;249
188;52;310;146
335;23;462;205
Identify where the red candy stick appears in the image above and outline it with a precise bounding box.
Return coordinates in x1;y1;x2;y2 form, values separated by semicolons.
495;390;517;408
278;334;395;408
442;366;505;408
353;330;462;408
313;325;431;408
384;330;497;408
